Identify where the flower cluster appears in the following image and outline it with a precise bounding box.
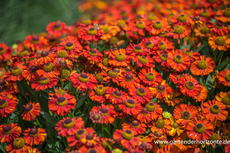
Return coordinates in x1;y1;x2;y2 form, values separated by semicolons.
0;0;230;152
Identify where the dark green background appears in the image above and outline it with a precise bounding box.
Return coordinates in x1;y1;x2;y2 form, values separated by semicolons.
0;0;80;46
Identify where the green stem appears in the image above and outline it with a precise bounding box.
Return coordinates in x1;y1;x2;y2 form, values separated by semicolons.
218;51;224;65
61;66;63;89
189;23;196;50
35;118;42;128
137;32;139;44
101;124;104;137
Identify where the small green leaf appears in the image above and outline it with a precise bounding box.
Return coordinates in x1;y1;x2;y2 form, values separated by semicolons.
16;81;29;102
75;94;87;110
40;110;58;124
194;45;205;52
205;74;213;91
215;58;230;71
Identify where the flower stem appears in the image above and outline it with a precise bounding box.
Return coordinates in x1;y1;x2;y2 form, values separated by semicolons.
35;118;42;128
218;51;224;65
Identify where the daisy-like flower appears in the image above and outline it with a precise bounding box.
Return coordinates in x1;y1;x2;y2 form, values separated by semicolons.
165;89;182;106
170;13;194;27
153;51;170;68
22;65;39;82
118;73;140;89
70;72;97;92
4;65;26;84
98;58;111;71
190;55;214;76
91;104;116;124
31;77;58;92
21;102;40;121
46;21;67;37
48;92;76;116
208;35;230;51
168;118;184;137
34;49;55;66
218;69;230;86
79;146;106;153
209;22;228;35
23;34;47;51
170;25;191;39
195;23;211;38
122;120;147;135
88;85;108;104
0;123;22;143
128;84;153;105
136;141;152;152
126;43;149;56
133;55;155;68
146;19;171;35
6;137;31;153
100;24;120;40
55;117;84;137
118;98;142;116
143;102;162;122
194;85;208;102
149;117;172;135
149;80;172;99
160;145;181;153
89;110;104;124
202;100;228;122
182;49;200;63
0;43;12;62
140;37;158;51
108;49;131;67
113;129;141;149
138;68;162;87
23;127;47;146
167;49;190;72
177;74;201;98
83;47;103;64
128;20;147;36
173;104;198;126
36;62;60;79
216;8;230;23
67;127;94;147
0;93;18;117
104;87;127;105
215;91;230;108
157;39;174;53
80;132;100;147
195;8;215;22
186;119;214;140
78;25;104;42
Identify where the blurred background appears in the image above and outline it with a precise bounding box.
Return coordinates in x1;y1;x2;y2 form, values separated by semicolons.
0;0;81;46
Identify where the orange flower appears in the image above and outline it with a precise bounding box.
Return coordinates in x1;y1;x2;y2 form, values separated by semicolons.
202;100;228;122
88;85;108;104
218;69;230;86
31;77;58;92
138;68;162;87
0;92;18;117
104;87;127;105
165;89;182;106
118;72;140;89
170;13;194;27
4;65;26;84
23;34;47;51
79;146;106;153
80;132;100;147
23;127;47;146
190;55;215;76
118;98;142;116
168;117;184;137
21;102;40;121
146;19;171;35
126;43;149;56
133;55;155;68
0;43;12;62
122;120;147;135
22;65;39;82
0;123;22;143
173;104;198;126
157;39;174;53
46;21;67;37
108;48;131;67
195;23;211;38
89;110;104;124
149;117;172;135
48;92;76;116
195;8;215;22
100;24;120;40
167;49;190;72
55;117;84;137
149;80;172;99
208;35;230;51
36;62;60;79
128;20;147;36
83;46;103;64
194;85;208;102
34;49;55;66
170;24;191;39
215;91;230;108
153;51;170;68
209;22;228;35
160;145;181;153
78;25;104;42
186;119;214;140
6;137;31;153
216;8;230;23
182;49;200;63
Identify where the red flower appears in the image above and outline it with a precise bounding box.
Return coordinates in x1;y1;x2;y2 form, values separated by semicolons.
31;77;58;92
23;34;47;51
0;123;22;143
23;127;47;145
46;21;67;37
78;26;104;42
0;43;12;62
21;102;41;121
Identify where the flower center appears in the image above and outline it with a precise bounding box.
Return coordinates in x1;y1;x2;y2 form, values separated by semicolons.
177;14;187;22
39;77;50;85
138;56;148;64
93;114;100;120
168;92;176;100
125;74;134;82
78;74;89;83
194;123;206;134
87;149;98;153
174;26;184;34
159;31;167;37
56;89;66;95
222;95;230;105
136;88;146;97
63;118;75;128
31;37;40;44
86;134;94;140
155;119;165;129
112;90;122;98
215;22;223;29
145;41;154;49
13;138;25;149
207;0;216;3
11;67;22;76
3;126;13;134
88;49;97;56
223;9;230;17
82;19;91;24
163;111;171;118
154;131;162;137
125;99;135;108
209;133;220;141
160;53;167;62
215;36;225;46
153;21;163;29
56;97;68;106
117;20;126;27
43;63;54;72
101;25;109;34
109;36;118;45
156;85;165;93
133;45;143;53
87;27;97;36
141;108;148;115
122;130;134;140
115;53;126;62
130;120;140;128
181;111;191;120
159;42;167;50
96;74;103;82
225;74;230;82
210;104;220;114
41;51;49;57
136;21;145;29
29;66;38;73
62;69;70;79
0;47;5;55
64;42;75;51
57;50;68;58
185;81;194;90
102;58;109;66
0;86;6;93
172;122;179;129
100;107;108;116
145;72;155;81
197;60;208;69
24;104;33;112
0;99;7;109
173;55;183;64
75;129;86;140
145;102;156;112
183;49;192;57
29;128;39;137
53;24;61;30
95;86;105;96
147;14;157;20
200;10;210;18
200;26;210;34
19;50;29;56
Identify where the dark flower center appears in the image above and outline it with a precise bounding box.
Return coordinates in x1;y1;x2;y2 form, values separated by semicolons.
65;42;73;47
181;111;191;120
0;99;6;105
3;126;12;133
29;128;38;135
154;131;162;137
57;97;66;103
127;99;134;104
125;74;133;81
89;49;96;53
113;90;121;96
134;45;142;50
89;27;95;31
77;129;84;135
64;118;72;124
41;51;49;57
24;104;33;112
80;74;88;78
29;66;39;73
86;134;94;140
138;88;145;93
100;107;108;114
131;120;140;127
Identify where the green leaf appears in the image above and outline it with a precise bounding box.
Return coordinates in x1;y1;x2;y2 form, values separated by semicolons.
75;94;87;110
194;45;205;52
205;74;213;91
40;110;58;124
16;81;29;102
104;128;112;136
215;58;230;71
226;63;230;69
64;81;71;90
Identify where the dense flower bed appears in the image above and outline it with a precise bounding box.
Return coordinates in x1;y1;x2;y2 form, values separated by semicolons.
0;0;230;152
